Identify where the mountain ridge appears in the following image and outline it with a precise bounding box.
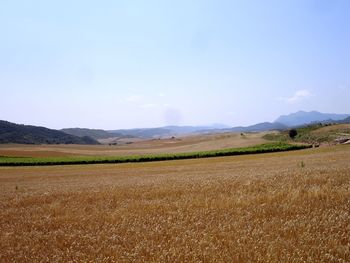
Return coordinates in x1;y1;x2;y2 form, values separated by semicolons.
275;111;350;127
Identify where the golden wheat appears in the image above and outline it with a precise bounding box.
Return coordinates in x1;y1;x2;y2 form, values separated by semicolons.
0;146;349;262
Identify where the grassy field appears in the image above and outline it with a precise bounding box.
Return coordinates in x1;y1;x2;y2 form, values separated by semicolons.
263;123;350;145
0;142;310;166
0;145;349;262
0;132;266;158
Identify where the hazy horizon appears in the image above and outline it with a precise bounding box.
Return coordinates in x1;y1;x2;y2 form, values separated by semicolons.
1;1;350;129
2;110;350;131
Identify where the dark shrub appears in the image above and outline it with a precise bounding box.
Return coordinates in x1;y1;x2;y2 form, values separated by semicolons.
289;129;298;139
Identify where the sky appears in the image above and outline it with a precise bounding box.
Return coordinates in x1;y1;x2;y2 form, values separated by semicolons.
1;0;349;129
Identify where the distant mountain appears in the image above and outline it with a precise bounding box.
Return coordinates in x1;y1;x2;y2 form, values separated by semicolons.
275;111;350;127
109;127;173;138
162;124;230;134
61;128;115;139
109;124;229;138
0;120;99;144
228;122;288;132
225;112;349;133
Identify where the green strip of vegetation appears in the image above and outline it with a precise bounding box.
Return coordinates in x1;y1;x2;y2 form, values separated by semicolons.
0;142;311;166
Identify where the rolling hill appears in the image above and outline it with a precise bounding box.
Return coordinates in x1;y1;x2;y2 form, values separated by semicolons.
228;122;288;132
339;116;350;123
61;128;116;139
0;121;99;145
108;124;230;138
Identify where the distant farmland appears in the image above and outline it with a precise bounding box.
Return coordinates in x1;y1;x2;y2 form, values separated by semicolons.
0;142;310;166
0;131;267;158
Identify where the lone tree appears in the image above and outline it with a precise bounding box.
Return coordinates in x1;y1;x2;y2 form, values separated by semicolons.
289;129;298;139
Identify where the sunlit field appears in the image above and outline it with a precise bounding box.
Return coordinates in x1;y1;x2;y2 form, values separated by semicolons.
0;142;309;166
2;0;349;261
0;132;266;157
1;145;349;262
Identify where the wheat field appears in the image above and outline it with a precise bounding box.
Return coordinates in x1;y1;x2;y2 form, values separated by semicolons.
0;132;266;157
0;145;349;262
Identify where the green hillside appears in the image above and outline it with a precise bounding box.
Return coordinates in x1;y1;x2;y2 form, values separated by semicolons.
0;120;100;145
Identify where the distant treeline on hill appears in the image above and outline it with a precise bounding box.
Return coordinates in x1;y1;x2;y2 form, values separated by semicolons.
0;120;99;145
61;128;114;139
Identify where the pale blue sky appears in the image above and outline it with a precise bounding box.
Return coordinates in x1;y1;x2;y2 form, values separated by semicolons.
1;0;349;129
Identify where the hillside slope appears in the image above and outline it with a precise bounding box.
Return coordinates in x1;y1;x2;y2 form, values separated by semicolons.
229;122;288;132
275;111;349;126
263;123;350;145
61;128;114;139
0;121;99;145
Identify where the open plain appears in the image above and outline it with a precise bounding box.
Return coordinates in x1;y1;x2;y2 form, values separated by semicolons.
0;132;266;158
0;144;349;262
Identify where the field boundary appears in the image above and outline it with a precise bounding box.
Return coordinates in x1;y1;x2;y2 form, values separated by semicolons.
0;143;312;166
